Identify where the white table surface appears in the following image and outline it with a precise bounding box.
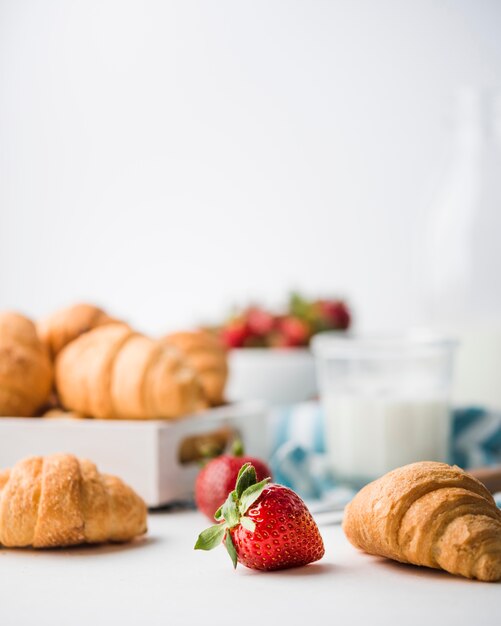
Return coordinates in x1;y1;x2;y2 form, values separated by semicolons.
0;509;499;626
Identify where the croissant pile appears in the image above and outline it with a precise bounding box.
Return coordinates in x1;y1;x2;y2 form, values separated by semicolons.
161;330;228;406
37;302;119;359
343;461;501;582
0;312;53;417
0;303;228;420
0;454;147;547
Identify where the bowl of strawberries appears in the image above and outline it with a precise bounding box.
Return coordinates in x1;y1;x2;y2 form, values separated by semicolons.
218;293;351;405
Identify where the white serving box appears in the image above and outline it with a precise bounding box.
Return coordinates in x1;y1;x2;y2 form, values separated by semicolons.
0;402;268;508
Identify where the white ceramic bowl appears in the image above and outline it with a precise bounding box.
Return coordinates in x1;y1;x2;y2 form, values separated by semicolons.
226;348;317;406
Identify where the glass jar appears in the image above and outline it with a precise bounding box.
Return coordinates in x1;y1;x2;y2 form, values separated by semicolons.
312;332;457;488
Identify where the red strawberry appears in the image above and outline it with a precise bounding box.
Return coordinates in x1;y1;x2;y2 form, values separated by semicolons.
246;307;276;337
318;300;351;330
195;454;271;520
195;463;325;571
279;316;311;347
220;318;250;348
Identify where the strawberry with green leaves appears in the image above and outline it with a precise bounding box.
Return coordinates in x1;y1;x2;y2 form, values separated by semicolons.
195;463;325;571
195;444;272;521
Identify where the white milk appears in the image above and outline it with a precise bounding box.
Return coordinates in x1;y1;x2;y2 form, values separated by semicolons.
323;395;451;485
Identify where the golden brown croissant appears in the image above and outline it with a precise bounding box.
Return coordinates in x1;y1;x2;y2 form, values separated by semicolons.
56;323;207;419
37;303;119;359
343;461;501;582
161;330;228;406
0;454;147;547
0;312;53;417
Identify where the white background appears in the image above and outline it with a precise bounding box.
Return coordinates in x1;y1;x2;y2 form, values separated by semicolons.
1;0;500;335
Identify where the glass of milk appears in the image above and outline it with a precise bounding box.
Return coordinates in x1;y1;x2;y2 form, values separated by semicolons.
312;332;457;488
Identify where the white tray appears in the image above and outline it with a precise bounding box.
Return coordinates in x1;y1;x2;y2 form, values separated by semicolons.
0;402;268;507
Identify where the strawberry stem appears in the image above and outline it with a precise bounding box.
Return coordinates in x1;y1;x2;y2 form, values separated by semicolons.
231;438;245;457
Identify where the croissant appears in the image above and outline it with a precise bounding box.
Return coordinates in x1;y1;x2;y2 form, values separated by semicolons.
0;312;53;416
56;323;207;419
161;330;228;406
343;461;501;582
37;303;119;359
0;454;147;547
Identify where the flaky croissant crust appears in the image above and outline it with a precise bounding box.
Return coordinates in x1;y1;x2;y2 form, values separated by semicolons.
37;303;119;359
161;330;228;406
56;323;206;420
0;454;147;548
343;461;501;582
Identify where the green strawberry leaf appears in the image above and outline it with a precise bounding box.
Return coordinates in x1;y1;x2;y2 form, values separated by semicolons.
194;524;226;551
214;505;223;521
225;532;238;569
235;463;257;498
236;462;251;482
240;516;256;533
238;478;270;515
289;292;309;318
221;490;240;528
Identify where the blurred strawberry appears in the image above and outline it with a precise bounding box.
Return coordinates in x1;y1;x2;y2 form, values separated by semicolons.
220;295;350;349
246;307;276;336
279;316;311;347
221;318;250;348
242;334;267;348
318;300;351;330
266;328;292;348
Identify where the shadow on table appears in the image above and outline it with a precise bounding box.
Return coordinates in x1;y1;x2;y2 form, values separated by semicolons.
148;501;196;514
0;535;162;558
240;562;339;577
372;556;484;584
